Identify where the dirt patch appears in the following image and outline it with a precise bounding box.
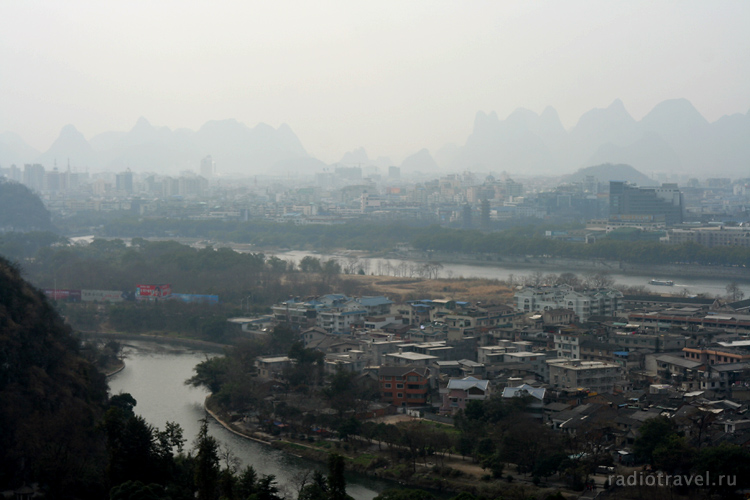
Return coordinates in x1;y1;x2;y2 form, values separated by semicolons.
341;275;514;303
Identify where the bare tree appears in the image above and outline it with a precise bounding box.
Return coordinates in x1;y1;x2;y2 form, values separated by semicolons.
219;443;241;475
359;258;371;275
421;261;443;279
726;282;745;302
396;261;409;277
543;273;558;285
341;256;360;274
525;270;544;287
556;272;581;289
583;271;615;289
383;261;393;276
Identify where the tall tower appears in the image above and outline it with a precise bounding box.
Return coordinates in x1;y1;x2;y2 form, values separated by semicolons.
116;169;134;194
200;156;215;178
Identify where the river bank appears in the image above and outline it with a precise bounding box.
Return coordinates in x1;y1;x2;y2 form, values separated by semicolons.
203;396;571;499
103;360;125;377
83;331;228;353
390;250;750;281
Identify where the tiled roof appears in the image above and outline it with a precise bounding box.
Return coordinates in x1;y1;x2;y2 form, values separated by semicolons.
447;376;490;391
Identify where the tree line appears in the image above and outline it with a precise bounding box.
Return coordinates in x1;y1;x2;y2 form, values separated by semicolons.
53;213;750;267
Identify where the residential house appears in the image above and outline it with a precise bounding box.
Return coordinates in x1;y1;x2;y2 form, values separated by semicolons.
440;376;491;415
502;383;546;418
379;365;431;407
255;356;291;380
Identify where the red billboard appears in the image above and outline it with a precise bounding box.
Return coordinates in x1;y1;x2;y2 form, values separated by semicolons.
136;284;172;299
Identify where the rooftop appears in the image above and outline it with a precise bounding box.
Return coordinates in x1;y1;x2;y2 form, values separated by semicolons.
447;376;490;392
385;352;439;361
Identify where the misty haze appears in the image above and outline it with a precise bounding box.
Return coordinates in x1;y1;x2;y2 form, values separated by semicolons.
2;2;750;500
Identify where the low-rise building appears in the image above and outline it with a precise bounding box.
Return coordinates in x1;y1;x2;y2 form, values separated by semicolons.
255;356;291;380
683;340;750;365
503;351;549;381
547;359;622;393
554;331;581;360
379;365;431;407
653;354;704;383
502;383;546;418
440;376;491;414
515;285;623;322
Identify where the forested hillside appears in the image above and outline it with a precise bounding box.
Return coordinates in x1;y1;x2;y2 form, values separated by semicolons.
0;179;55;232
0;256;109;495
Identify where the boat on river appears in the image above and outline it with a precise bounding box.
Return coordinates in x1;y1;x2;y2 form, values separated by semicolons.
649;279;674;286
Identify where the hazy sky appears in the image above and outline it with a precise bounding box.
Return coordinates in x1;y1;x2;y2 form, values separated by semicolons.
2;1;749;164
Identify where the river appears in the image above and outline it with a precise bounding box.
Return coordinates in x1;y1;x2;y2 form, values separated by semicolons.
107;340;390;499
72;235;750;298
270;250;750;299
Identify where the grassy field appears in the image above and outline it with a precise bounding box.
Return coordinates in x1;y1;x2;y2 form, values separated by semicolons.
340;275;514;304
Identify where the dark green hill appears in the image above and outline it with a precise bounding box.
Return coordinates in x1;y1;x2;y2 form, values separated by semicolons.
0;179;55;232
0;256;109;496
563;163;657;186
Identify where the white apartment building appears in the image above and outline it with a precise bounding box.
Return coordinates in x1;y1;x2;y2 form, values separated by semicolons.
547;359;622;393
554;332;581;360
515;285;623;322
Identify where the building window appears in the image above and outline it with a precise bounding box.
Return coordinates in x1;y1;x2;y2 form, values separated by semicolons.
397;393;403;398
385;383;391;388
396;384;404;389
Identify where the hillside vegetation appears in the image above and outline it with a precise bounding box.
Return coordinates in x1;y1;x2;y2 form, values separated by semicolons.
0;256;109;495
0;179;55;232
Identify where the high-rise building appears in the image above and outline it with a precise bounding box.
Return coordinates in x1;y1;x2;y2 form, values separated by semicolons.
23;164;45;192
609;181;683;226
116;170;134;194
45;168;61;192
200;156;215;178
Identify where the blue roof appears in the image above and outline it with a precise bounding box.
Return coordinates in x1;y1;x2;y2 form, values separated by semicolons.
323;294;349;301
359;296;393;307
614;351;629;356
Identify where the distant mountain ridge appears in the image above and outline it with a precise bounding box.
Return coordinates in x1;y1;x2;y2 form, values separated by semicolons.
449;99;750;177
1;98;749;177
8;118;311;175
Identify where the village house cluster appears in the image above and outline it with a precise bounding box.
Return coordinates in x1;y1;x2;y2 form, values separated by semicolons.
231;285;750;458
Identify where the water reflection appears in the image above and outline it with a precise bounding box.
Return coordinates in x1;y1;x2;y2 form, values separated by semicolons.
107;341;388;499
